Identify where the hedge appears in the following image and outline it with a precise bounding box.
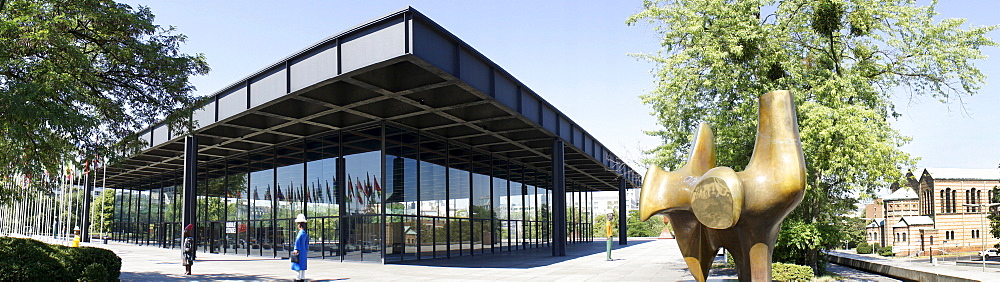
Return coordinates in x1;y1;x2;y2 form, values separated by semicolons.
856;242;873;254
0;237;121;281
771;262;814;282
879;246;894;257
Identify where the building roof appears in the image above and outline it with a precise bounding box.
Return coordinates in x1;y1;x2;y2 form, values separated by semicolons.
884;187;918;200
921;168;1000;181
98;7;641;191
868;218;884;228
894;216;934;228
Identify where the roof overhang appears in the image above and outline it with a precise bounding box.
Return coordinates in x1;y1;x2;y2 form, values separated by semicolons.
101;7;641;192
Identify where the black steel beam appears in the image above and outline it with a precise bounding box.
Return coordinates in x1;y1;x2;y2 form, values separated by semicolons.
336;156;347;259
619;177;627;245
181;135;198;245
552;139;566;256
81;177;93;242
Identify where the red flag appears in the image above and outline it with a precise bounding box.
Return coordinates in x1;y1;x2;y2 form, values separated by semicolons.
356;177;364;203
346;175;353;203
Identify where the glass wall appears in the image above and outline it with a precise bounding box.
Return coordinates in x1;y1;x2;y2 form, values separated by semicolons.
104;121;597;263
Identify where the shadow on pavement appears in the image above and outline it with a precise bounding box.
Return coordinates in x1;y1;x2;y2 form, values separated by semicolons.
121;272;278;281
392;239;656;269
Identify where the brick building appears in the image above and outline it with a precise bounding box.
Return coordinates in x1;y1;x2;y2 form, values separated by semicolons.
866;168;1000;256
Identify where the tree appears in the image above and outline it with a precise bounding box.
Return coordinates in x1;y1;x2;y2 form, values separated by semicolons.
89;189;114;236
628;0;997;273
988;186;1000;245
0;0;209;202
593;210;666;237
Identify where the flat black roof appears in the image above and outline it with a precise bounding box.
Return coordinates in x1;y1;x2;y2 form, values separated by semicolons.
103;7;641;191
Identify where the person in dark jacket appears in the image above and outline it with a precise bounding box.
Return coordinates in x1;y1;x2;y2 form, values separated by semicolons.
292;214;309;282
182;224;195;275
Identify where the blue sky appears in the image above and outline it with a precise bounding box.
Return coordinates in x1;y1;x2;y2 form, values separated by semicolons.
121;0;999;173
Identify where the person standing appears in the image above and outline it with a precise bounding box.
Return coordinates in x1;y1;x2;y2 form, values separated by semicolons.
292;214;309;282
182;224;195;275
605;213;614;261
71;226;81;247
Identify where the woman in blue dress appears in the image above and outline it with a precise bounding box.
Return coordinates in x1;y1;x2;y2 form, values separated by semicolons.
292;214;309;281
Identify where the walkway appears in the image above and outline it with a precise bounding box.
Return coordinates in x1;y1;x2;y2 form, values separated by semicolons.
65;237;894;281
828;250;998;281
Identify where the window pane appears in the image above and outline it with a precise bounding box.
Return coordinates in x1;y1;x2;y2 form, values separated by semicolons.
342;126;382;263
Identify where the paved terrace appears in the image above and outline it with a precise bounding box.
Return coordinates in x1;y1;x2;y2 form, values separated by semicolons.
34;237;895;281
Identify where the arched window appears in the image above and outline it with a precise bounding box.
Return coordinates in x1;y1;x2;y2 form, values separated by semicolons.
903;232;906;241
952;190;958;213
944;188;951;213
973;188;978;212
966;190;971;212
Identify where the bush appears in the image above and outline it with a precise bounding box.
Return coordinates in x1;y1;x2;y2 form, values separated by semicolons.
0;237;120;281
771;262;814;282
879;246;894;257
0;237;71;281
58;246;122;281
856;242;873;254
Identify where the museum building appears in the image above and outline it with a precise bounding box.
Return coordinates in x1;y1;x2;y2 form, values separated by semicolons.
85;7;640;264
866;168;1000;256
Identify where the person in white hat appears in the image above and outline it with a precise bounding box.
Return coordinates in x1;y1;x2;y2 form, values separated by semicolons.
71;226;81;247
291;214;309;282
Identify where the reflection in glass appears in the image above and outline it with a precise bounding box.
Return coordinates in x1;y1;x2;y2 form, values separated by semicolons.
102;122;600;264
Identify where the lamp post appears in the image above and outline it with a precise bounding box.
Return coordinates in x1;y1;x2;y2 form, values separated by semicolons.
963;202;1000;272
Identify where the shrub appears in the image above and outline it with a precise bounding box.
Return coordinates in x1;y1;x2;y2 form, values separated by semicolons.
58;246;122;281
879;246;894;257
0;237;72;281
856;242;873;254
0;237;121;281
772;262;814;282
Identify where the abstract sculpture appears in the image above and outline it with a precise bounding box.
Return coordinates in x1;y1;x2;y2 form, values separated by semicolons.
639;90;806;282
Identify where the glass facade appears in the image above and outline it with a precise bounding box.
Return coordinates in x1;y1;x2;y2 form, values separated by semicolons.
103;122;595;263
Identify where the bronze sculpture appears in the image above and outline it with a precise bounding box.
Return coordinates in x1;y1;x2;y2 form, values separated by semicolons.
639;90;806;282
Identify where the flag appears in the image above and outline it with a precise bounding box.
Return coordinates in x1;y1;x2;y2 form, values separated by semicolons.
329;179;336;202
356;177;364;203
373;177;382;194
363;173;372;198
346;176;353;203
264;185;272;201
304;183;310;202
324;180;332;203
276;184;285;201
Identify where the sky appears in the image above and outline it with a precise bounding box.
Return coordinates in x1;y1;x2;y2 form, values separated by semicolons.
118;0;1000;181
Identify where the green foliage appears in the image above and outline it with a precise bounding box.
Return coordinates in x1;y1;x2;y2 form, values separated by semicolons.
628;0;997;272
57;246;122;281
593;210;667;237
0;237;71;280
0;237;120;281
772;262;814;282
0;0;210;202
989;186;1000;239
90;189;115;235
878;246;894;257
855;241;872;254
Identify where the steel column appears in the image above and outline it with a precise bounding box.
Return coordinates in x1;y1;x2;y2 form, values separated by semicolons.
551;139;566;256
182;135;198;244
618;177;627;245
336;156;346;259
82;179;93;242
